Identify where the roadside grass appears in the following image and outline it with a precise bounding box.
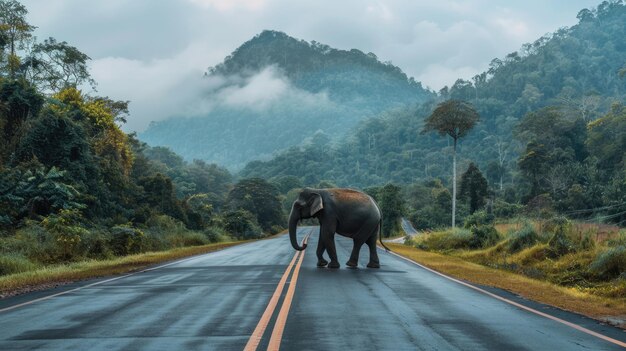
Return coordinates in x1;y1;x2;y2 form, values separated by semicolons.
494;220;621;243
387;243;626;325
0;241;246;298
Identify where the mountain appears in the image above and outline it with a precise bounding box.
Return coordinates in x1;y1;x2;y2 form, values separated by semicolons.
140;30;434;169
240;2;626;188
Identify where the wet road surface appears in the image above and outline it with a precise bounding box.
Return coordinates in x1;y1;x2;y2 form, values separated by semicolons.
1;227;625;350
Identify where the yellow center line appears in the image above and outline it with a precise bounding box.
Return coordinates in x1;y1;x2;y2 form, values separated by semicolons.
267;234;309;351
244;233;309;351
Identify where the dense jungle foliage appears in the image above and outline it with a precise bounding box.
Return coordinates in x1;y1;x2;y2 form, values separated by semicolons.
140;30;434;169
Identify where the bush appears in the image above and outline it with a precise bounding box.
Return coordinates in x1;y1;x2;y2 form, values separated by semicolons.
469;225;500;249
109;226;146;256
580;234;596;251
6;223;58;264
542;216;570;234
203;227;230;243
508;224;540;253
41;209;90;261
414;228;472;251
0;253;38;275
221;209;264;239
463;211;493;229
167;231;209;247
80;230;113;259
493;201;523;219
146;215;186;235
542;216;576;257
589;246;626;279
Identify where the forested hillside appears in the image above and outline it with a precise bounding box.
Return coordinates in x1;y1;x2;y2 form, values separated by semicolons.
241;2;626;225
140;30;434;169
0;1;289;274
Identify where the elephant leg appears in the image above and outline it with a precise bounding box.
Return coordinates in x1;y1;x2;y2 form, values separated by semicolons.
347;219;378;267
366;229;381;268
316;237;328;267
346;238;365;268
321;221;340;268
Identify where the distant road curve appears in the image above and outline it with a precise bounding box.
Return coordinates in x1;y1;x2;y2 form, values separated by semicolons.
385;217;420;243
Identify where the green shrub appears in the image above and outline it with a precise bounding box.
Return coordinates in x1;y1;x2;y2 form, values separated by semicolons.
547;228;576;258
579;234;596;251
80;230;114;259
589;246;626;279
146;215;186;235
493;201;523;219
110;226;146;256
203;227;230;243
542;216;571;234
221;209;264;239
463;210;493;229
508;224;540;253
41;209;89;261
0;253;37;275
7;223;58;264
167;231;209;247
469;225;500;249
415;228;472;251
543;217;576;258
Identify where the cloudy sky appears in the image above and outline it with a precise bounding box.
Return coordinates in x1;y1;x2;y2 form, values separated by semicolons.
22;0;600;131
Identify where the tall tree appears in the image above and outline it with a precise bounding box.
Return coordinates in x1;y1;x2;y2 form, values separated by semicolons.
0;0;35;76
459;163;489;214
26;37;96;92
422;99;479;227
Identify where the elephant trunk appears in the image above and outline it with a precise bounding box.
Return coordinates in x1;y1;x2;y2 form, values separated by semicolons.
289;204;307;251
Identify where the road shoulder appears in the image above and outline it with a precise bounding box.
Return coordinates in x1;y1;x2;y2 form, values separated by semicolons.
0;241;248;300
387;243;626;331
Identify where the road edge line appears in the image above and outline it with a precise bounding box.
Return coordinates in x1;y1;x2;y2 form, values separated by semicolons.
385;249;626;348
267;234;309;351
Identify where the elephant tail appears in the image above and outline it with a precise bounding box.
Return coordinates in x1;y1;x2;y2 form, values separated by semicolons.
377;203;391;252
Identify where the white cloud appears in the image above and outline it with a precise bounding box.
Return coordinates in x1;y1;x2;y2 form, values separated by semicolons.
89;43;217;131
492;17;530;39
217;67;288;108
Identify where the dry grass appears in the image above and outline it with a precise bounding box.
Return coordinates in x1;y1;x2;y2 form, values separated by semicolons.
495;220;621;243
0;241;246;298
388;243;626;325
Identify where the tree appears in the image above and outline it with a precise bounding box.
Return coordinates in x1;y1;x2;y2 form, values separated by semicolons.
422;99;479;227
377;184;405;237
459;163;489;214
0;79;44;161
25;37;96;92
586;103;626;178
0;0;35;76
226;178;284;231
518;141;548;199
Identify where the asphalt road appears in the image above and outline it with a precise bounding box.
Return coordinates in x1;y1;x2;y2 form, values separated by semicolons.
1;226;625;350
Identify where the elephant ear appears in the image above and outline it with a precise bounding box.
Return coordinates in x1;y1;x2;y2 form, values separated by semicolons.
310;193;323;216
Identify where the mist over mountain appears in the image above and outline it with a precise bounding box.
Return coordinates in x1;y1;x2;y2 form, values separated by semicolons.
241;2;626;188
140;30;434;169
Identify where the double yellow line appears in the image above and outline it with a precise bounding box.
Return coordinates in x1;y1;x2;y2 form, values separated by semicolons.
244;234;310;351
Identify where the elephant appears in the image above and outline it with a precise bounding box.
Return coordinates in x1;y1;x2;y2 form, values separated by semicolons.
288;187;390;268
